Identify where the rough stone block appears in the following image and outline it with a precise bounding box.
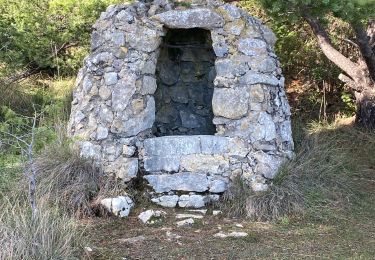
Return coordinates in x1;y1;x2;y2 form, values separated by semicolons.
100;195;134;217
178;194;206;208
237;38;267;56
144;172;209;193
151;195;179;207
152;9;224;29
143;156;180;172
212;88;249;119
199;135;229;154
209;178;228;193
143;136;201;157
104;157;138;182
180;154;230;174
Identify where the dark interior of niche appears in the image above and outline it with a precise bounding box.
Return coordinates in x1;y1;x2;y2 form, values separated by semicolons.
153;28;216;137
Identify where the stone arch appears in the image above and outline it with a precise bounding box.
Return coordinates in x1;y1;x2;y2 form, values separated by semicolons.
68;0;294;208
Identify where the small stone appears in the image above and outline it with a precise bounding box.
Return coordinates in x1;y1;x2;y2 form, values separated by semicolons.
214;231;248;238
176;214;204;219
253;151;284;179
151;195;179;207
224;19;245;35
188;209;208;215
74;111;85;124
100;195;134;217
239;71;280;86
122;145;136;157
79;141;101;160
118;235;146;244
166;231;181;240
218;4;241;21
141;76;157;95
176;218;194;227
250;175;269;192
178;194;206;208
104;72;118;85
209;179;228;193
238;38;267;56
96;126;108;140
138;209;166;224
105;157;138;182
170;85;189;104
212;210;222;216
99;85;112;100
211;32;229;57
84;247;93;253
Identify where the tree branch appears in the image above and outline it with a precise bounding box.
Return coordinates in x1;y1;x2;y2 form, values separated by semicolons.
0;41;78;86
367;19;375;49
303;14;361;82
338;73;360;91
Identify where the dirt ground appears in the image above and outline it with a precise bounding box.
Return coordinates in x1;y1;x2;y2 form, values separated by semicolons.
84;189;375;260
82;123;375;260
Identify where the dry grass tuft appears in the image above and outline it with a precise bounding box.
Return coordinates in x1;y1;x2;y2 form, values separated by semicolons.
34;142;102;218
0;196;81;259
221;122;373;221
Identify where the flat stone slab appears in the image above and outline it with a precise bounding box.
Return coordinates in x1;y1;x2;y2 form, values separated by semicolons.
143;135;243;157
143;136;201;156
152;8;224;29
144;172;209;193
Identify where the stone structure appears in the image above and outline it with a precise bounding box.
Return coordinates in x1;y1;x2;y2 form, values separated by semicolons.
68;0;294;209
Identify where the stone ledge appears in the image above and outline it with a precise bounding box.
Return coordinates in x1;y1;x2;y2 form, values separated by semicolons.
145;172;209;193
151;8;224;29
143;135;247;157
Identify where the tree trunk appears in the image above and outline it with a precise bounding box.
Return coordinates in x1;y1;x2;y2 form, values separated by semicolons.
355;89;375;128
304;14;375;128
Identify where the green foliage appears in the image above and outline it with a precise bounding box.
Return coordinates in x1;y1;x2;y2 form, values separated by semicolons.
0;105;58;154
0;0;125;76
258;0;375;23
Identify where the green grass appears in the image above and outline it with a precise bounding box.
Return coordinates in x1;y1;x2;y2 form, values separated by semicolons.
0;154;22;195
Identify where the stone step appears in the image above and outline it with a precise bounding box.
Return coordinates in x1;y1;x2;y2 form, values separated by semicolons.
144;172;228;193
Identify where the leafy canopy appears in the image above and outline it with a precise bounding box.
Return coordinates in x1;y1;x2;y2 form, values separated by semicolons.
258;0;375;23
0;0;124;76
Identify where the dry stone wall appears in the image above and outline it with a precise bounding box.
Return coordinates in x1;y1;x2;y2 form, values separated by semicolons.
68;0;294;209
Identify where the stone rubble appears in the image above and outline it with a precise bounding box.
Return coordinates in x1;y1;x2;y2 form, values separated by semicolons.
68;0;294;209
213;231;248;238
